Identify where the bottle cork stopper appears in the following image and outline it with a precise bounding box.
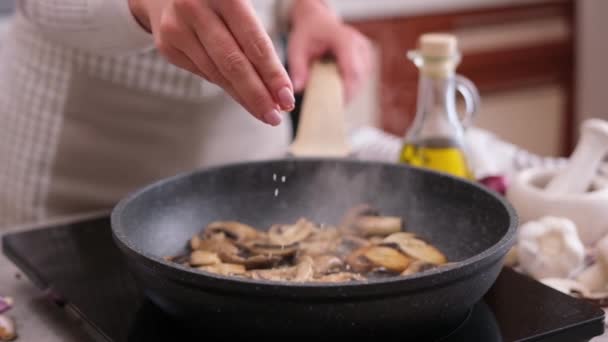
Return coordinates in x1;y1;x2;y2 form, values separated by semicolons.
419;33;458;59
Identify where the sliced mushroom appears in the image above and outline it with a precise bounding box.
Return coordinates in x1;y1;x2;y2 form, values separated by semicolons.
383;234;447;265
204;221;259;242
315;272;366;283
368;236;385;245
190;250;221;267
401;260;436;277
346;247;375;273
312;255;344;275
211;244;283;270
353;216;403;237
363;246;411;272
198;237;240;256
190;235;201;250
242;255;283;270
198;263;247;276
268;218;316;246
383;232;416;243
245;242;299;257
340;204;380;229
164;253;190;265
334;235;371;258
250;266;297;281
294;256;314;282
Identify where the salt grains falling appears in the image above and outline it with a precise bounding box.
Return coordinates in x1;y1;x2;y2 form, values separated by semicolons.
273;173;279;197
281;176;286;183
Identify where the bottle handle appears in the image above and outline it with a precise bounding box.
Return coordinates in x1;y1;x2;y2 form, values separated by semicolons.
455;75;481;128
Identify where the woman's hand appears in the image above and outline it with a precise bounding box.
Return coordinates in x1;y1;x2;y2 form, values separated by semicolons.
129;0;294;126
287;0;373;103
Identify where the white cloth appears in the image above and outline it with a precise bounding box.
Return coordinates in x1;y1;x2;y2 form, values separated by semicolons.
0;0;299;228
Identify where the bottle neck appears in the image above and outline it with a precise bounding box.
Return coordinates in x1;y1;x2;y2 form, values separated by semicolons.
418;72;457;116
407;71;462;141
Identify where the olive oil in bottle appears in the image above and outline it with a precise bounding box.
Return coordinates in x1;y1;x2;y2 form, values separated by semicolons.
399;138;474;180
398;33;480;180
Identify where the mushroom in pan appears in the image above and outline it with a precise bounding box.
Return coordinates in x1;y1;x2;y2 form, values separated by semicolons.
203;221;260;242
198;263;247;276
346;246;411;273
352;216;403;237
190;250;221;267
382;233;447;265
244;241;300;257
167;205;449;283
268;218;316;246
401;260;437;276
311;255;344;275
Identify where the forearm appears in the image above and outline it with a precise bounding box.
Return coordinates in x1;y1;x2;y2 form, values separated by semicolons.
17;0;154;55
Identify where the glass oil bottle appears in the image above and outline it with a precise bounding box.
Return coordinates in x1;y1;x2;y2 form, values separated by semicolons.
399;33;480;180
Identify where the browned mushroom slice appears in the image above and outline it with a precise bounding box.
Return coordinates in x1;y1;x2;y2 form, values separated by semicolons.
250;266;297;281
400;260;436;276
363;246;411;272
198;237;240;256
246;242;299;257
383;234;447;265
368;236;385;245
198;263;247;276
311;255;344;275
353;216;403;237
315;272;366;283
164;253;190;265
339;204;381;229
294;256;314;282
242;255;283;270
383;232;417;243
345;247;375;273
190;250;221;267
268;218;316;246
203;221;259;242
190;235;201;250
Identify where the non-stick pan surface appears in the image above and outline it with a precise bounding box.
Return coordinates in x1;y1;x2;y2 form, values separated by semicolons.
111;158;517;337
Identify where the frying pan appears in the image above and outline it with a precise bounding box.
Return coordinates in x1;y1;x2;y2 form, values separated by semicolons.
111;60;517;338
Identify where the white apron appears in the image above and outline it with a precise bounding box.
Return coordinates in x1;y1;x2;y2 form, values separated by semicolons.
0;8;291;228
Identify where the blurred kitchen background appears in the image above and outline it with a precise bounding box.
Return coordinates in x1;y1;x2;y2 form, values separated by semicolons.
1;0;605;158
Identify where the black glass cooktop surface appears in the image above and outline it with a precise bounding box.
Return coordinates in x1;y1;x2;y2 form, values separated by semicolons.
1;215;605;341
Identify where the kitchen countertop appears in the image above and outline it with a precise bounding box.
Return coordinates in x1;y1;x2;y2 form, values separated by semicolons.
0;251;92;342
0;214;102;342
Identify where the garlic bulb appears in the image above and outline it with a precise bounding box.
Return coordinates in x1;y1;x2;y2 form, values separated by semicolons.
518;216;585;279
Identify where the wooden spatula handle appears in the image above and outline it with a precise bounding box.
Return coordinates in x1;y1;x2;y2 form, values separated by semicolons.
288;59;351;157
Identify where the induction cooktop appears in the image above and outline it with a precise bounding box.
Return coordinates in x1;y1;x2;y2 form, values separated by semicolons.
1;214;605;341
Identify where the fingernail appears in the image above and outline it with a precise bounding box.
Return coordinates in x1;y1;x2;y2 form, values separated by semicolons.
264;109;282;126
277;87;295;110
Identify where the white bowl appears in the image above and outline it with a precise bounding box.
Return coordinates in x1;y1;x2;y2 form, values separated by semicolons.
506;167;608;246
